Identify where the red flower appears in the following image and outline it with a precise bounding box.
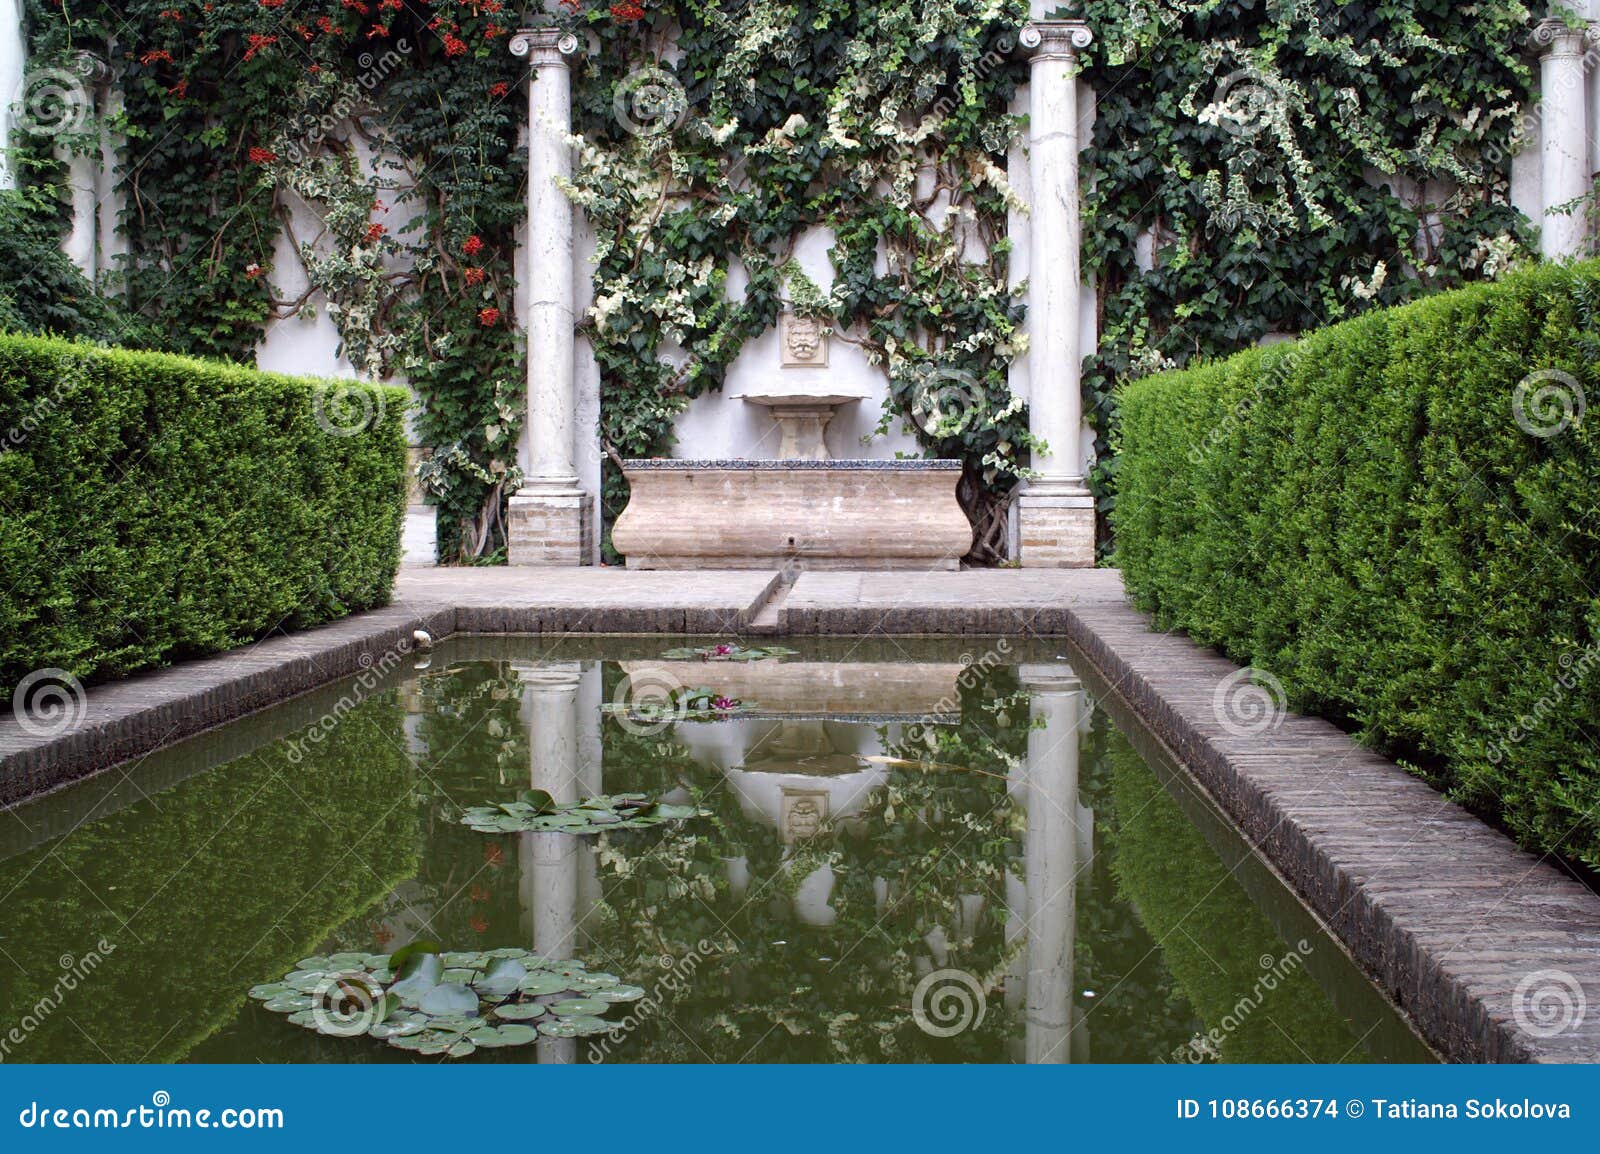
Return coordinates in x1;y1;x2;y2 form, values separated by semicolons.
258;0;285;7
247;146;277;163
244;262;263;279
379;0;403;8
243;33;278;60
367;24;390;37
464;267;485;285
462;234;484;256
483;23;505;38
341;0;369;12
157;8;183;18
443;33;468;56
469;916;489;934
308;63;321;73
166;78;188;98
477;306;501;327
489;81;509;98
364;222;387;243
139;49;174;65
558;0;581;9
316;15;341;34
610;1;645;22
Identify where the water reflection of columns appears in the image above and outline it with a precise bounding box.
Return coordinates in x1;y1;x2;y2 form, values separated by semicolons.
1012;666;1093;1063
512;660;593;1063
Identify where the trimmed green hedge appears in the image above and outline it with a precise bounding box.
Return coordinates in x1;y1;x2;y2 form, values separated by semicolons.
0;333;409;693
1115;260;1600;869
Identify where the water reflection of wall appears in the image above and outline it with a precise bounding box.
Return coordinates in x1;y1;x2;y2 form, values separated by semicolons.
506;656;1095;1062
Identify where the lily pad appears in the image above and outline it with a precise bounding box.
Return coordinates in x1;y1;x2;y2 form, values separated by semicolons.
660;642;798;662
253;947;634;1059
552;997;611;1017
418;982;480;1017
459;792;708;837
494;1002;546;1021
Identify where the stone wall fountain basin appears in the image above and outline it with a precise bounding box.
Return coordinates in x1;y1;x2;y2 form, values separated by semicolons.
609;459;974;570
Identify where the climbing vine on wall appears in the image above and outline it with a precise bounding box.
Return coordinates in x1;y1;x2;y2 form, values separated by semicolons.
559;0;1035;562
20;0;528;560
1072;0;1538;538
17;0;1542;563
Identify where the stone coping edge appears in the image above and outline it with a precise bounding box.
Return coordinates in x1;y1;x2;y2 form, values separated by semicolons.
0;581;798;805
1051;596;1600;1065
623;458;962;471
0;605;456;810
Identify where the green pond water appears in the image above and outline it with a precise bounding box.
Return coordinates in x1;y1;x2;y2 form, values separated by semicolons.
0;637;1433;1064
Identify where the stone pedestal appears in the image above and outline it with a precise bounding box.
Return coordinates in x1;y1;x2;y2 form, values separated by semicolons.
508;484;592;566
1018;20;1096;568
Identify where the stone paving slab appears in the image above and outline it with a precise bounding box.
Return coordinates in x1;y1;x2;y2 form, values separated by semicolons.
1054;579;1600;1064
781;569;1124;634
396;567;782;634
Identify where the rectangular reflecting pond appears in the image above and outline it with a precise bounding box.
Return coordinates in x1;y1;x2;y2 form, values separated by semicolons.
0;637;1434;1064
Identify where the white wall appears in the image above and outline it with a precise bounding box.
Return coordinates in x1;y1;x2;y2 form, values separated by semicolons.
0;0;22;190
670;225;923;461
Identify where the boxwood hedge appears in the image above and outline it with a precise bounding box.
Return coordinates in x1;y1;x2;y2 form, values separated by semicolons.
1115;260;1600;869
0;333;409;695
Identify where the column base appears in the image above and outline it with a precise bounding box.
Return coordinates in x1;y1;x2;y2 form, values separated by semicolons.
507;484;592;566
1017;488;1095;568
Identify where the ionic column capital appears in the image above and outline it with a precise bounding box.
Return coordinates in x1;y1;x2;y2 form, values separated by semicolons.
1531;17;1600;58
1019;20;1093;64
510;26;582;68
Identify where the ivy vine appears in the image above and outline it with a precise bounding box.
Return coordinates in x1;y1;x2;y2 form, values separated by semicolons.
14;0;1542;563
1074;1;1538;539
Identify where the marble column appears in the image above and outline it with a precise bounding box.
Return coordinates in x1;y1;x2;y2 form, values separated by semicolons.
513;660;586;1062
1017;665;1093;1063
1017;20;1095;567
508;28;591;565
0;0;23;189
61;53;107;281
1533;17;1599;259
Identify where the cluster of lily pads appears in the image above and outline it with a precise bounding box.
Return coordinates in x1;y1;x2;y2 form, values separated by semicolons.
458;789;703;836
600;686;751;723
659;642;798;662
249;944;644;1058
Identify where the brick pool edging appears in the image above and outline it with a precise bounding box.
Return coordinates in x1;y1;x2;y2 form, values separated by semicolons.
1050;594;1600;1065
